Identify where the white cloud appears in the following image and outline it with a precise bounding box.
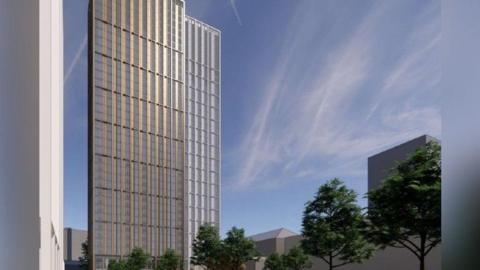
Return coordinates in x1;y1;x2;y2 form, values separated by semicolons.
230;3;380;188
229;0;242;26
227;1;441;191
64;33;88;85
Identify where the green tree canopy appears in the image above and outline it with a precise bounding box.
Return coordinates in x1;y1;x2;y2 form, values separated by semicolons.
264;247;311;270
107;247;150;270
191;225;259;270
78;240;89;270
107;260;127;270
156;249;183;270
223;227;259;270
263;253;286;270
367;141;441;270
301;178;374;270
126;247;151;270
282;246;312;270
191;224;223;270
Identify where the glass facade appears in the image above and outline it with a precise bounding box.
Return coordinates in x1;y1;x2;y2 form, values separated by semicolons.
89;0;186;269
184;16;221;269
89;2;220;270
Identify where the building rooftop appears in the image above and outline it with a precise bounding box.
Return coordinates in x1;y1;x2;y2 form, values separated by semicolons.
249;228;298;242
368;134;439;160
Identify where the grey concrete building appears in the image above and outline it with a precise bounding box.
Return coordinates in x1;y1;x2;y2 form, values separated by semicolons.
249;228;297;256
64;228;89;269
246;228;440;270
368;134;439;192
246;228;297;270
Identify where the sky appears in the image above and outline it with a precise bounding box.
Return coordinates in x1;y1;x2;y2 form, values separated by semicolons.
64;0;441;236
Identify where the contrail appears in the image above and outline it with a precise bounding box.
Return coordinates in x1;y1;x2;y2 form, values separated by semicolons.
64;33;88;85
229;0;243;26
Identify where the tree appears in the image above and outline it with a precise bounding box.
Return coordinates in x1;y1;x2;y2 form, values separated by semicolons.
264;253;286;270
108;260;127;270
191;224;223;270
107;247;150;270
126;247;151;270
366;141;441;270
156;249;183;270
222;227;259;270
78;240;89;270
301;178;374;270
264;247;311;270
282;246;312;270
191;225;259;270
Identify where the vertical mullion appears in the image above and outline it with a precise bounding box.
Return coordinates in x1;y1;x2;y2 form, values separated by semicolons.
102;0;108;258
111;0;117;256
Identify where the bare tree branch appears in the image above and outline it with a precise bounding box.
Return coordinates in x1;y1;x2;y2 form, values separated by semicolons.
395;240;421;259
425;240;441;255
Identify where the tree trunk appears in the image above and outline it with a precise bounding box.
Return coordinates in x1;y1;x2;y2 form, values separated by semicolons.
420;234;426;270
329;253;333;270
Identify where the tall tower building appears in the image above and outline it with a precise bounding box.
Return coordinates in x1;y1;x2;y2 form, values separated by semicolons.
184;16;221;269
0;1;64;270
89;0;186;269
89;1;221;269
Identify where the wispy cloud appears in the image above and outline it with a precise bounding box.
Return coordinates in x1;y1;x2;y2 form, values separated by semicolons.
367;7;441;121
64;33;88;85
230;2;382;188
227;1;441;190
229;0;243;26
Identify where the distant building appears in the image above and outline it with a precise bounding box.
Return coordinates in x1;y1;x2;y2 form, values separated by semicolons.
368;135;439;192
246;228;301;270
246;228;440;270
249;228;297;256
64;228;88;270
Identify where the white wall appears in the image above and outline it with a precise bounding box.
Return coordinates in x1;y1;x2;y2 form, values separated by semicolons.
0;0;63;269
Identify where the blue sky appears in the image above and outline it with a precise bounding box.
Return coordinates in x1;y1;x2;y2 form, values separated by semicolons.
64;0;441;236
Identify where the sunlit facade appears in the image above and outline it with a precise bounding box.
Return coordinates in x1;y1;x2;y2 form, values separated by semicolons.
89;1;220;269
89;0;186;269
184;16;221;270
